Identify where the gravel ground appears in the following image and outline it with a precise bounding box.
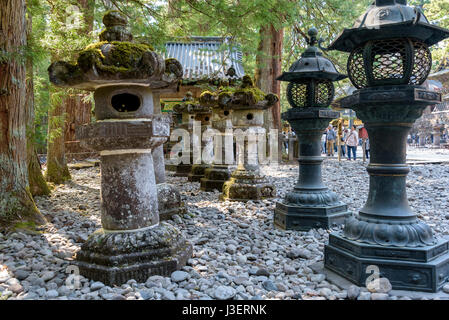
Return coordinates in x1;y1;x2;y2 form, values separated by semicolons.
1;152;449;300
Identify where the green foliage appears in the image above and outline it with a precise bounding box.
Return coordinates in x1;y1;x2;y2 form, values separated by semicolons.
25;0;449;150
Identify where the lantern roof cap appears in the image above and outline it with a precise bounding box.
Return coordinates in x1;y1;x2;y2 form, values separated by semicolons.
199;76;279;110
277;28;347;82
173;92;212;114
48;11;183;91
329;0;449;53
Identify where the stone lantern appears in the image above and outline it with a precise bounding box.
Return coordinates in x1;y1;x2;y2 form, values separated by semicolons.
273;28;350;231
220;77;278;201
186;103;213;182
432;121;444;147
199;89;236;191
171;92;196;177
165;105;182;172
48;11;192;285
152;92;186;220
323;0;449;292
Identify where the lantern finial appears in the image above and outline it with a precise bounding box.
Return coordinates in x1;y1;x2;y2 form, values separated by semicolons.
307;27;318;46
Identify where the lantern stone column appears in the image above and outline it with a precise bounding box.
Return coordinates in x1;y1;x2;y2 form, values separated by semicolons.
274;28;350;231
48;11;192;285
171;93;196;177
220;80;278;201
153;92;186;220
165;107;182;172
419;131;427;147
187;104;213;182
433;124;443;147
323;0;449;292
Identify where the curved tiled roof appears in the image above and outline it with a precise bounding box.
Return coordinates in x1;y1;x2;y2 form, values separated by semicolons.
163;36;245;81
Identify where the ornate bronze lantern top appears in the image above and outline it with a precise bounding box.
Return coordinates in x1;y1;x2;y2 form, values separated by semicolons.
277;28;347;108
327;0;449;89
278;28;347;82
329;0;449;53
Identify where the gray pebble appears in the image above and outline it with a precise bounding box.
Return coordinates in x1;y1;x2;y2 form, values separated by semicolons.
262;280;278;291
90;281;105;291
347;285;361;300
214;286;236;300
171;271;189;283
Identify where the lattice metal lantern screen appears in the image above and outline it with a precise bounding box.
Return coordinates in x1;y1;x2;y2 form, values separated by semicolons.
286;79;335;108
348;38;432;88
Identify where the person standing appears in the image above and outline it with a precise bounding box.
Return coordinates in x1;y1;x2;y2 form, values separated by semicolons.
321;130;327;154
345;125;359;161
365;138;370;159
282;131;288;153
341;128;349;157
326;125;336;157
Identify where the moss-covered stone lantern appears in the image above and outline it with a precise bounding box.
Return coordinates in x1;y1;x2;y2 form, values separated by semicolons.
186;101;213;182
152;92;186;220
199;89;236;191
273;28;350;231
170;92;210;178
48;11;192;285
220;77;278;201
323;0;449;292
165;105;183;172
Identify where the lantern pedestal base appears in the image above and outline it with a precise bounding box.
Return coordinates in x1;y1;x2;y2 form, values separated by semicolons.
173;164;192;177
75;223;193;286
200;165;234;191
324;232;449;292
274;202;349;231
220;168;275;201
219;183;275;202
165;163;176;172
157;183;186;220
188;164;211;182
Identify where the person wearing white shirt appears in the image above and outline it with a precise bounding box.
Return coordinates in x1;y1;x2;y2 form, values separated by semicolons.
345;125;359;161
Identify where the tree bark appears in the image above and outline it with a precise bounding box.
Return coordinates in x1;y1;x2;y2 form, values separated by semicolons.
64;93;92;159
64;0;93;159
26;8;50;196
46;88;72;184
0;0;46;228
46;0;95;183
255;24;283;131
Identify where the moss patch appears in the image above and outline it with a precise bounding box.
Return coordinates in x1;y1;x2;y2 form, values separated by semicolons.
77;41;154;74
28;160;50;197
45;160;71;185
0;189;46;232
234;86;266;103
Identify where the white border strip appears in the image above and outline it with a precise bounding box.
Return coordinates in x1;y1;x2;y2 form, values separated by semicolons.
103;223;160;234
97;118;154;123
100;149;153;156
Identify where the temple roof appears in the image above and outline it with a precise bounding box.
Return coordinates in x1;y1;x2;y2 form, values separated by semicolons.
163;37;245;82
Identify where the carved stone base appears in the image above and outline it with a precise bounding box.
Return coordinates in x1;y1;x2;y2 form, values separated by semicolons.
220;170;275;201
274;202;349;231
324;232;449;292
173;164;192;177
165;163;176;172
75;223;193;286
188;164;210;182
157;183;186;220
200;165;233;191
